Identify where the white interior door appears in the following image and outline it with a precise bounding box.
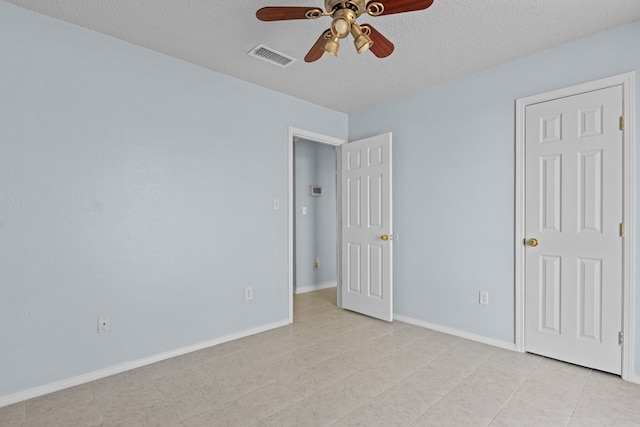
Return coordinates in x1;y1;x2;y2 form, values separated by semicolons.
524;85;623;374
340;133;393;321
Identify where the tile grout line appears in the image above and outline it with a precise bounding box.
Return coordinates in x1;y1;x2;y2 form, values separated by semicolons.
407;345;531;426
224;304;368;424
253;358;358;424
484;353;544;426
88;382;105;427
255;304;392;424
405;340;486;426
566;367;593;426
327;336;430;426
148;376;187;426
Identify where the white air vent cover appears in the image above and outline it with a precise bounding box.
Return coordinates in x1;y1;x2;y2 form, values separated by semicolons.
248;44;297;68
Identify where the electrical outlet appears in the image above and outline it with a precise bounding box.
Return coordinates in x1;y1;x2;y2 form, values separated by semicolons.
98;316;111;334
273;199;280;210
245;287;254;301
479;291;489;305
314;258;320;269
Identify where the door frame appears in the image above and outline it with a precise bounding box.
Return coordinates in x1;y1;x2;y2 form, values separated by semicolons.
288;127;347;322
514;72;636;381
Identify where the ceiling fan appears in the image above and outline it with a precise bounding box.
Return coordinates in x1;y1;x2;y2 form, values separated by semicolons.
256;0;435;62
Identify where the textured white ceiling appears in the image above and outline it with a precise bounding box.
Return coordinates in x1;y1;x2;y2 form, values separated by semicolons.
5;0;640;113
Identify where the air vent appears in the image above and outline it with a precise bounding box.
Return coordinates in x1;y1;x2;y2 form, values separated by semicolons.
248;44;297;68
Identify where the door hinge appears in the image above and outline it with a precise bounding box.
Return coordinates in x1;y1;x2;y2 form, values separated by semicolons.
619;331;624;346
620;115;625;131
620;223;625;237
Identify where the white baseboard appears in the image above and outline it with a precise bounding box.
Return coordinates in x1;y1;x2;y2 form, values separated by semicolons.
295;281;337;294
393;315;640;383
0;318;290;409
394;314;517;352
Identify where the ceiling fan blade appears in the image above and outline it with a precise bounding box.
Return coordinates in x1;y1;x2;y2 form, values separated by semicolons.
305;30;331;63
360;24;394;58
256;6;323;21
372;0;434;16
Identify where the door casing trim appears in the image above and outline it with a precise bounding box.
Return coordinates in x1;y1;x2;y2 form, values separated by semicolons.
287;127;346;323
514;72;636;381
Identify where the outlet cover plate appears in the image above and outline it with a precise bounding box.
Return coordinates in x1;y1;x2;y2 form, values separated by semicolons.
98;316;111;333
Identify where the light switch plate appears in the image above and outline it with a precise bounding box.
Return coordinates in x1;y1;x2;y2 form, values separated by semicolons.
479;291;489;305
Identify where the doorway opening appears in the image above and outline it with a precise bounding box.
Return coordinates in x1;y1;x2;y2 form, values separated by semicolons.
293;138;338;296
288;128;346;322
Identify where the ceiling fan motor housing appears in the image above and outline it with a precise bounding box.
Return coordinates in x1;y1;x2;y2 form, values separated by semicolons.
325;0;367;17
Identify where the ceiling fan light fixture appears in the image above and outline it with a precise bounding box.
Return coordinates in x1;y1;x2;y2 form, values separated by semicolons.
351;24;373;54
323;35;340;56
331;17;351;38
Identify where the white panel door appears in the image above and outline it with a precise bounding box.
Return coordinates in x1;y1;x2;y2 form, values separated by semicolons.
340;133;392;321
524;86;623;374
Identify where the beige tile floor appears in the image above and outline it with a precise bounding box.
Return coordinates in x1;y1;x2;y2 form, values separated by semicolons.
3;287;640;426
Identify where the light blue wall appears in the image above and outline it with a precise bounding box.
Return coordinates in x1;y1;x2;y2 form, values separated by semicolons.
350;22;640;372
294;140;316;290
314;143;338;284
0;2;347;398
294;139;337;291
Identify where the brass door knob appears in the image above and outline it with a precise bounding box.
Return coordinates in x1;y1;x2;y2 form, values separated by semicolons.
527;238;539;247
381;234;390;241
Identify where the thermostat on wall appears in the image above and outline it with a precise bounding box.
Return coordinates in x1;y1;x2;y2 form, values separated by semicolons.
310;185;322;197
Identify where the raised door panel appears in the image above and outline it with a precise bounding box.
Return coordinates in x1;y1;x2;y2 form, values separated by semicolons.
539;255;562;334
368;245;383;299
577;150;603;234
540;155;562;233
347;243;361;294
347;177;361;228
578;257;603;342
